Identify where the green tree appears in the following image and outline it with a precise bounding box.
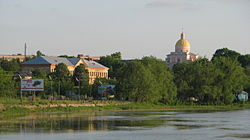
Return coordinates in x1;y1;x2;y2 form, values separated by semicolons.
118;60;159;102
32;69;47;78
238;54;250;67
173;57;247;104
0;59;20;72
141;56;177;104
73;64;89;95
36;50;45;57
53;63;70;81
99;52;126;79
244;66;250;93
0;68;17;97
212;48;240;61
212;57;247;104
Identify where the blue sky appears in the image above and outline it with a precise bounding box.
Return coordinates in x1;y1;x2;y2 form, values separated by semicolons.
0;0;249;59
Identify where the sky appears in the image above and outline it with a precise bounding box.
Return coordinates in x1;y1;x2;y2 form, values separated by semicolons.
0;0;249;60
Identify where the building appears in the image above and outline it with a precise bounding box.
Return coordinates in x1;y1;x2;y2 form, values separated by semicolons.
21;56;109;84
0;54;34;62
77;54;100;61
166;32;198;67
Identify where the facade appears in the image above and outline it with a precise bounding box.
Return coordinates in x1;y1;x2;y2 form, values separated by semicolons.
0;54;34;62
166;32;198;67
21;56;109;84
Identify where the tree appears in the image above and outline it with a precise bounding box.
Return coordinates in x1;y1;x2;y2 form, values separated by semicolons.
111;52;122;59
212;57;247;104
99;52;126;79
0;59;20;72
238;54;250;67
173;57;246;104
36;50;45;57
32;69;47;78
141;56;177;104
53;63;70;81
73;64;89;95
0;68;17;97
118;60;159;102
212;48;240;61
244;66;250;93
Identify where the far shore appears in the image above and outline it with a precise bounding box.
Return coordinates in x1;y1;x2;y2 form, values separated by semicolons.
1;99;250;120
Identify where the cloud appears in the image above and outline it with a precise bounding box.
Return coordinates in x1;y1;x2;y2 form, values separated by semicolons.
145;0;195;8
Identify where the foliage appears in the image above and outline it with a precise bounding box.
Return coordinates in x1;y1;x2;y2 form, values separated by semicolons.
213;57;247;104
0;68;17;97
212;48;240;61
99;52;126;79
73;64;89;95
242;66;250;93
73;64;89;85
141;56;177;104
58;55;74;58
238;54;250;67
118;60;161;103
31;69;47;78
173;57;247;104
36;50;45;57
53;63;70;81
0;59;20;72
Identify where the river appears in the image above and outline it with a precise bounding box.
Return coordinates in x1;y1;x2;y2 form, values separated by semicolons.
0;109;250;140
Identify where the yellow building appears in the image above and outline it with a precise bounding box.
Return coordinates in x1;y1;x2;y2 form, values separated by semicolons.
166;32;198;67
21;56;109;84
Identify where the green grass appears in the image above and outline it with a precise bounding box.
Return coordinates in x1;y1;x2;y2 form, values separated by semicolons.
1;98;250;120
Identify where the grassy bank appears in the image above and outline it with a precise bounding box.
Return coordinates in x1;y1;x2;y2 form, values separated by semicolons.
1;98;250;120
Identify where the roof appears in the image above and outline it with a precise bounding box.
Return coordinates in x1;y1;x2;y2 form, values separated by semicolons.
14;71;32;77
68;58;81;65
22;56;74;65
22;56;108;69
84;59;108;69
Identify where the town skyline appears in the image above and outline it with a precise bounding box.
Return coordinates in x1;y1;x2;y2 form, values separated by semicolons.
1;0;249;59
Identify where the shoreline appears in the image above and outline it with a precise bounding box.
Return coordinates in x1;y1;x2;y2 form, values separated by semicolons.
1;100;250;120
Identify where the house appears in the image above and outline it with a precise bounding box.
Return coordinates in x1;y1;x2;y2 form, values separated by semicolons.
21;56;109;84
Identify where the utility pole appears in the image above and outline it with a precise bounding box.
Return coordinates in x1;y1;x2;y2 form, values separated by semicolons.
24;43;27;60
48;76;53;100
58;79;60;97
75;77;80;100
18;74;23;103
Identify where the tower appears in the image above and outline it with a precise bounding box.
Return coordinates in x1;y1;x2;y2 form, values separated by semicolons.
166;32;198;68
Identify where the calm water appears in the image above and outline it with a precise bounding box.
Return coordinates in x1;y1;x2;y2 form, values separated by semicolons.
0;110;250;140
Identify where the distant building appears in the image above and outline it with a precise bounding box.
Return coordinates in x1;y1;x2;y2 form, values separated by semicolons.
77;54;100;61
21;56;109;84
0;54;34;62
166;32;198;67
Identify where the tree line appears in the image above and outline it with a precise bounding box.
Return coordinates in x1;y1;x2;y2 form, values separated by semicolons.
0;48;249;104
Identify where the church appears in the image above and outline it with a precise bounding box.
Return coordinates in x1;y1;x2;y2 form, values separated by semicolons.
166;32;198;67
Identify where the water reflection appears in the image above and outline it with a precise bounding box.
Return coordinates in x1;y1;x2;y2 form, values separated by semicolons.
0;112;168;133
1;110;250;140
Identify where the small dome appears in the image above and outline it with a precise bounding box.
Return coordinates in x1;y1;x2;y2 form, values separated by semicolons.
175;32;190;53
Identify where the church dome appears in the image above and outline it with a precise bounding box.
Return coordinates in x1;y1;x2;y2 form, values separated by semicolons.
175;32;190;53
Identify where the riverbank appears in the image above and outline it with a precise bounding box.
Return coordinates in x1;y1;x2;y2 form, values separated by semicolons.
1;98;250;120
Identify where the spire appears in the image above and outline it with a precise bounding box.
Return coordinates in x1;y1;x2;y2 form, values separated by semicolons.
180;27;185;39
181;32;185;39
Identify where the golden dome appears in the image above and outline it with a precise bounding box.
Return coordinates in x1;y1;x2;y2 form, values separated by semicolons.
175;32;190;52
